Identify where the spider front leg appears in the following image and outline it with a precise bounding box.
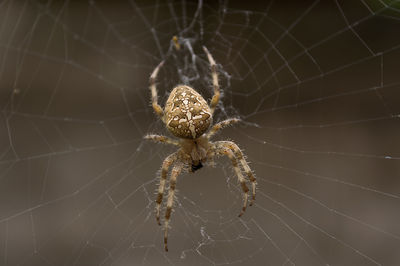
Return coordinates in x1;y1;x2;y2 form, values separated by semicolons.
207;118;241;139
164;162;184;252
203;46;220;115
155;152;178;225
149;60;165;119
219;141;257;206
217;147;249;217
144;134;179;146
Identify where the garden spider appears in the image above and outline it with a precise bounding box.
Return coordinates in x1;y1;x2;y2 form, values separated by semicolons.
144;46;257;252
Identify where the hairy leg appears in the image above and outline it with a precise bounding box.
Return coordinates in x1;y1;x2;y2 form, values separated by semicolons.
164;162;184;252
206;118;241;139
155;152;178;225
149;61;165;119
203;46;220;114
217;141;256;206
144;134;179;146
216;146;249;217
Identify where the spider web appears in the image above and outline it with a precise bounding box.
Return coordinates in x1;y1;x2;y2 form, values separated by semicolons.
1;0;400;265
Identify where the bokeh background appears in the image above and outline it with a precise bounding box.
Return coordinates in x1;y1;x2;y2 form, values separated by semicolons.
1;0;400;265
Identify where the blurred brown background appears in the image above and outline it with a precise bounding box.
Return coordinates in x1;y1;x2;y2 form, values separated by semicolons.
0;0;400;265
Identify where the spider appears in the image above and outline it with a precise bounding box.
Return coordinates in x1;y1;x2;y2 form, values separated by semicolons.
144;46;257;252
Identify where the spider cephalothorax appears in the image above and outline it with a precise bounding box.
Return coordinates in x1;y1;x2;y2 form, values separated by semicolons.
145;46;257;252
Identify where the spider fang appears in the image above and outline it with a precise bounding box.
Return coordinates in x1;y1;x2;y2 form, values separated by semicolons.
191;162;203;172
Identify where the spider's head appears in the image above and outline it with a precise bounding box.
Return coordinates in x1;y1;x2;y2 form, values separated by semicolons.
164;85;212;139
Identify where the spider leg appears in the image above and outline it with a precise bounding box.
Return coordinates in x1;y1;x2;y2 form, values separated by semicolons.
206;118;241;139
149;60;165;119
218;141;257;206
164;162;184;252
155;152;178;225
203;46;220;115
144;134;179;146
216;146;249;217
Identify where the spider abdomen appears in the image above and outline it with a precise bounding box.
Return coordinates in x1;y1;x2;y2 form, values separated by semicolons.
164;85;212;139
